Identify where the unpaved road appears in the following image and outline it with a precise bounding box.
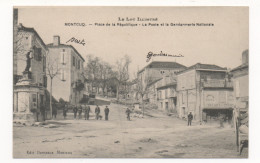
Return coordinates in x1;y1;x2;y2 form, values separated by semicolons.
13;103;248;158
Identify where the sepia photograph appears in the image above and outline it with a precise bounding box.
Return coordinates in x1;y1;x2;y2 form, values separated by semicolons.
12;6;249;158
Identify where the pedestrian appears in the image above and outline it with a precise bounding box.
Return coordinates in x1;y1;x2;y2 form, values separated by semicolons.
86;105;90;120
52;107;57;119
63;104;68;119
73;105;78;119
82;104;87;120
219;113;225;128
104;106;110;121
188;112;193;126
78;104;82;119
95;105;100;120
126;108;131;121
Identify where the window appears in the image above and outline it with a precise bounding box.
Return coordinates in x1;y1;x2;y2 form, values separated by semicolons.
182;93;184;104
72;56;75;67
34;47;42;61
32;94;37;109
60;50;66;64
61;69;66;81
165;89;168;98
159;91;162;99
32;94;36;102
43;57;46;73
43;75;47;87
160;70;165;74
78;60;80;69
165;102;168;110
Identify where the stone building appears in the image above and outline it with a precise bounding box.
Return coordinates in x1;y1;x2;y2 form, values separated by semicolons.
47;36;85;105
13;9;48;123
137;61;186;102
230;50;249;111
147;78;163;104
156;75;177;113
13;23;48;86
176;63;234;123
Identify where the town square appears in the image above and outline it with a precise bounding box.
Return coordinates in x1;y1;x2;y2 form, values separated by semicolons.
12;7;248;158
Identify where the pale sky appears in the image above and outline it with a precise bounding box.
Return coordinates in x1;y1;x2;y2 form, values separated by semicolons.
17;7;248;78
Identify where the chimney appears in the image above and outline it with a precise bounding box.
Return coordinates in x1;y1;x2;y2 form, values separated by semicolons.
242;49;249;64
53;35;60;46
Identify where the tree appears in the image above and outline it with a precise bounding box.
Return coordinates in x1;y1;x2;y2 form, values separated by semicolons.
134;73;153;116
46;56;61;119
115;55;131;100
83;55;118;97
84;55;100;93
98;62;116;96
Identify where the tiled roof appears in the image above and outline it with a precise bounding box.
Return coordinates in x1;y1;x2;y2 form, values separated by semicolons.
138;61;187;74
47;43;85;62
177;63;227;74
17;24;47;50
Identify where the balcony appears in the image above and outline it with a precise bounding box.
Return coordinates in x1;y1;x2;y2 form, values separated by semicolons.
202;80;233;88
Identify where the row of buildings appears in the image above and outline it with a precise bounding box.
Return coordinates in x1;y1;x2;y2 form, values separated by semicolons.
12;8;249;124
131;50;249;123
13;9;85;122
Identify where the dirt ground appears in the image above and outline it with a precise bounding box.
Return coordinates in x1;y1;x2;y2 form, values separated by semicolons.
13;103;248;158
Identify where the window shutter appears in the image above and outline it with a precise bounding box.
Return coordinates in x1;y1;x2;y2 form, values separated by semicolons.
38;48;42;61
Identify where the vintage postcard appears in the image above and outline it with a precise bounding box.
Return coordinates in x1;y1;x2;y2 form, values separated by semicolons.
13;6;249;158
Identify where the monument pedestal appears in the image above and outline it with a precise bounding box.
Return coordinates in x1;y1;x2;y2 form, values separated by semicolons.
13;73;45;124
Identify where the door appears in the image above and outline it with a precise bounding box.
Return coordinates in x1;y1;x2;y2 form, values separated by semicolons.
182;107;186;118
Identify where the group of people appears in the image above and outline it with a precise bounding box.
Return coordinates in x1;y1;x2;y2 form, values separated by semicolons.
51;104;132;121
71;104;110;120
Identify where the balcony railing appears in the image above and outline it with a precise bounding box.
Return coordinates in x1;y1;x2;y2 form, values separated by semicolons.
202;80;233;88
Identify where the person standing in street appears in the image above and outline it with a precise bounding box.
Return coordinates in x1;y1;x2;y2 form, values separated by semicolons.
219;113;225;128
104;106;110;121
63;104;68;119
78;104;82;119
52;106;57;119
188;112;193;126
86;105;91;120
73;105;78;119
95;105;100;120
126;108;131;121
82;104;87;120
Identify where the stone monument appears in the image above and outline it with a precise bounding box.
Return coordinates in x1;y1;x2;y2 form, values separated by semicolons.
13;50;45;124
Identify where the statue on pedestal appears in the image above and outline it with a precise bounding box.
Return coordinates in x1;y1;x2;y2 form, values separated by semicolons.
25;50;33;72
23;49;33;80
